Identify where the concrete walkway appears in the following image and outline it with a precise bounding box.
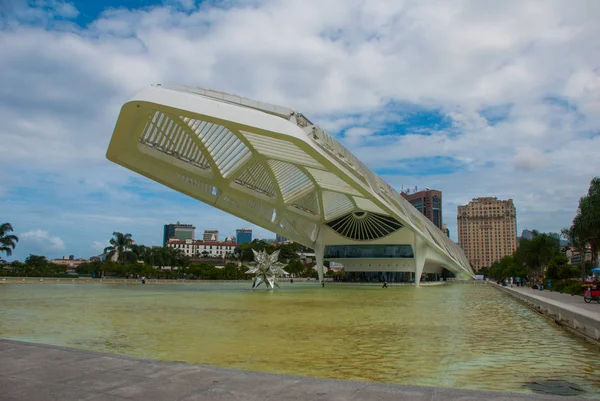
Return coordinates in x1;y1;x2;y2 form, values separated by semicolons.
0;339;591;401
504;285;600;319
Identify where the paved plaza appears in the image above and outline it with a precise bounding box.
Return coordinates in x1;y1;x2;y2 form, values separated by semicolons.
0;339;592;401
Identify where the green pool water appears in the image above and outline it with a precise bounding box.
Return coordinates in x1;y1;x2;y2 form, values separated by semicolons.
1;282;599;396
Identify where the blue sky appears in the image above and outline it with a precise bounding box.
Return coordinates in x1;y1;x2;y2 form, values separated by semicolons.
2;0;600;261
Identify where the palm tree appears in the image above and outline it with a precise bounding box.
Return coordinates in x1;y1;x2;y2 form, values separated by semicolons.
0;223;19;260
104;232;135;265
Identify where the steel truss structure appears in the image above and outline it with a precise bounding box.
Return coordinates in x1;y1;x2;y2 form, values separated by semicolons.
107;85;474;284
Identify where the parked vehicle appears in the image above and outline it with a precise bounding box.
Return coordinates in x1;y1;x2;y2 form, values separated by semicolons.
583;286;600;304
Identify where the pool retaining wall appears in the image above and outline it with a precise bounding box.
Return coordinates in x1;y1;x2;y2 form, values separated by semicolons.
492;283;600;344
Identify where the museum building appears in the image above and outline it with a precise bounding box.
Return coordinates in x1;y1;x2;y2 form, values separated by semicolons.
106;85;474;284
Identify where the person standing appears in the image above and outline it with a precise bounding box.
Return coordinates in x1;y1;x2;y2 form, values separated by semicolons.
382;281;388;289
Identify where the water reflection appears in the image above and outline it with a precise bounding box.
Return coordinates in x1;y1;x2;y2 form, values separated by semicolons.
1;283;599;396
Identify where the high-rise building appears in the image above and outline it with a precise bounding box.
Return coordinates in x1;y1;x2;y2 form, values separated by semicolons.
275;233;288;243
236;228;252;244
401;188;443;229
457;197;517;271
521;229;534;241
163;222;196;246
203;229;219;241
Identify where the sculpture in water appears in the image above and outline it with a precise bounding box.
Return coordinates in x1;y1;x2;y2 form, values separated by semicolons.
246;249;288;289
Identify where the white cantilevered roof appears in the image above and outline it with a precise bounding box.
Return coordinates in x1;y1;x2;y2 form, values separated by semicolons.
106;84;473;278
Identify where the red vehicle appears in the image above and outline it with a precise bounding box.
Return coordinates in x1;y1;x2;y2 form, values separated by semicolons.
584;286;600;304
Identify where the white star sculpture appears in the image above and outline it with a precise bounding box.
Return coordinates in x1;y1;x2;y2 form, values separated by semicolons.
246;249;288;289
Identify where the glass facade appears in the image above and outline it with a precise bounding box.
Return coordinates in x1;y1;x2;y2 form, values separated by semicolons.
433;209;440;228
324;244;414;259
344;271;449;283
345;271;413;283
432;195;441;229
411;200;422;211
236;231;252;244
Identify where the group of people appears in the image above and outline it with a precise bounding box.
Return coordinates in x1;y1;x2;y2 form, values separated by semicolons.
499;276;526;288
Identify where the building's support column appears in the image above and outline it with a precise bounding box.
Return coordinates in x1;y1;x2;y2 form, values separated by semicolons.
315;245;324;284
315;229;325;285
414;236;426;287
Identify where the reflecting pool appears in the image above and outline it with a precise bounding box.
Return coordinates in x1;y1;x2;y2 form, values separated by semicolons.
1;283;599;396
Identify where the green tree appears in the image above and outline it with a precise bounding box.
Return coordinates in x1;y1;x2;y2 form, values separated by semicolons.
130;244;148;262
0;223;19;262
285;259;305;276
25;254;48;267
514;231;560;278
76;260;104;276
561;225;589;280
545;255;578;280
234;240;276;263
104;232;135;265
565;177;600;272
142;246;189;277
275;242;303;262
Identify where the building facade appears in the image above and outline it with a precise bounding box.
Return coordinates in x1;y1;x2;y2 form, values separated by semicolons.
166;238;238;258
457;197;517;271
236;228;252;244
562;245;592;266
275;233;289;243
163;222;196;245
51;256;89;267
401;189;443;230
520;229;534;241
442;224;450;237
203;229;219;241
107;85;473;284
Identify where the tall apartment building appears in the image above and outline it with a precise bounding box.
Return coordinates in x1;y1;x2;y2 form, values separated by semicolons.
163;222;196;246
203;229;219;241
236;228;252;244
401;188;443;229
457;197;517;271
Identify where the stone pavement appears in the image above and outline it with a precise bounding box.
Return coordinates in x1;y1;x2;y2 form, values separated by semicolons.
0;339;592;401
503;285;600;320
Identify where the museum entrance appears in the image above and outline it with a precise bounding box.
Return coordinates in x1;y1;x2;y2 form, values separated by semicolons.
345;271;413;283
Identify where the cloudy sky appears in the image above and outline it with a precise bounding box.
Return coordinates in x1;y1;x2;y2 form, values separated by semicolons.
1;0;599;261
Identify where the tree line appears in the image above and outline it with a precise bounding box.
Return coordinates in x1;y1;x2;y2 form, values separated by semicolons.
0;229;321;280
479;178;600;294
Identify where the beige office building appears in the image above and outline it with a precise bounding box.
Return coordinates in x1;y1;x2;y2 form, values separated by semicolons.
457;197;517;271
203;229;219;241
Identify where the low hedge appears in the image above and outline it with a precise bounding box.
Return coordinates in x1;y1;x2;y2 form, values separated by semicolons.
544;279;585;296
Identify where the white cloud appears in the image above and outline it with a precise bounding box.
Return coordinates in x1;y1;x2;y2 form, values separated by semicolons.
513;147;547;172
51;1;78;18
91;240;110;253
20;229;66;253
344;127;373;144
1;0;599;258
